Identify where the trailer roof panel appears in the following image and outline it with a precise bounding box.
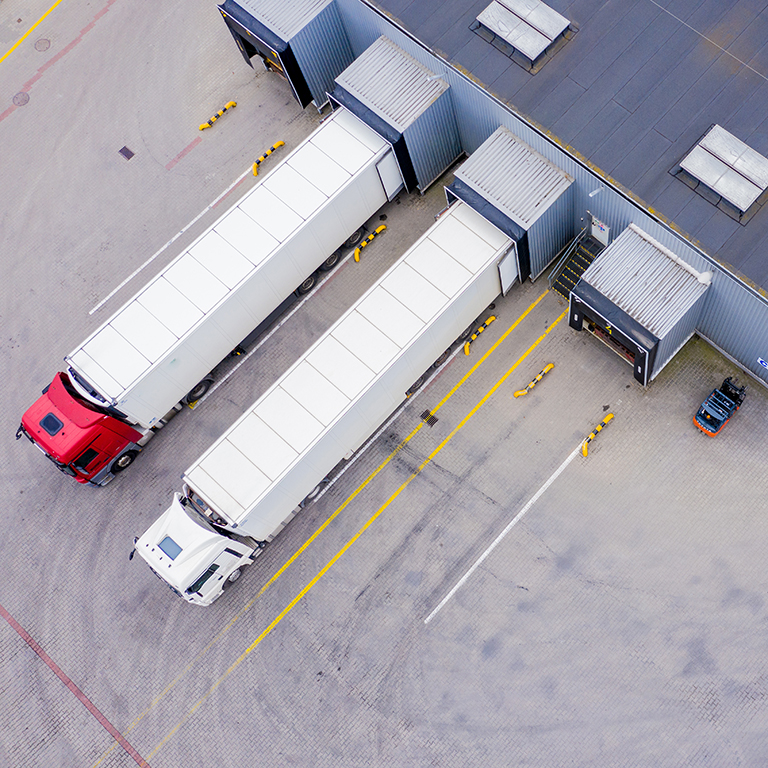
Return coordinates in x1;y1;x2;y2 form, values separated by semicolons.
281;361;350;427
71;326;150;391
287;143;350;198
405;239;473;298
452;202;510;251
381;263;448;323
226;413;297;482
185;465;244;521
164;253;229;314
332;312;400;374
307;336;376;400
137;278;203;339
109;303;177;365
332;108;389;154
238;188;304;244
231;0;334;40
334;36;449;133
310;119;381;175
356;289;423;348
255;388;325;454
427;214;499;273
263;164;327;220
188;233;253;289
196;441;272;509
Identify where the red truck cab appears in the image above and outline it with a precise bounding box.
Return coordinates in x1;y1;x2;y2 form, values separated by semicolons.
16;372;144;485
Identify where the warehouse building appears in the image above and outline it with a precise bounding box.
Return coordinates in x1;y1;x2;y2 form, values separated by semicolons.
221;0;768;388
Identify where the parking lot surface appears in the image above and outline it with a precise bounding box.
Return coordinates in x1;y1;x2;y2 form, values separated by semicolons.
2;3;768;767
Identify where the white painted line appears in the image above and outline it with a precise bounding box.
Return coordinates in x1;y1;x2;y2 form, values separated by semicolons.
424;443;582;625
88;166;254;315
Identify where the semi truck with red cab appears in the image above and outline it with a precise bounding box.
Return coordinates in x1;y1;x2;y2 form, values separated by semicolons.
16;107;404;486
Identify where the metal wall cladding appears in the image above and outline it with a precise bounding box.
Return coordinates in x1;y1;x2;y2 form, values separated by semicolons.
334;0;768;386
402;89;462;191
653;294;706;380
235;0;335;40
291;2;354;107
528;185;575;279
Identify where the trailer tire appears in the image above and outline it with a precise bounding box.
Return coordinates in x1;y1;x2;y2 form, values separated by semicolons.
432;349;451;368
185;378;214;404
319;250;341;271
112;450;137;473
459;324;474;340
344;228;365;248
297;274;316;295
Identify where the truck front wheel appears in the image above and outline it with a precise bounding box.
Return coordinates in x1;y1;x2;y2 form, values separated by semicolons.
112;450;138;473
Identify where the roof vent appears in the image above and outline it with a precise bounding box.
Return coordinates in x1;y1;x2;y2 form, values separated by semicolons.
673;124;768;224
471;0;577;74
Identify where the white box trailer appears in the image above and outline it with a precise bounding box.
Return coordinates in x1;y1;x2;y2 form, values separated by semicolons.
19;107;405;487
68;108;403;429
135;200;517;605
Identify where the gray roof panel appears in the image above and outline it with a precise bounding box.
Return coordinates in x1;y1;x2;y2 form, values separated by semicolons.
455;125;573;230
581;224;711;339
335;36;449;133
232;0;334;40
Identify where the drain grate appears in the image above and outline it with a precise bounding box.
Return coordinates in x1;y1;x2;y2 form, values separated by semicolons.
118;146;135;160
420;409;438;427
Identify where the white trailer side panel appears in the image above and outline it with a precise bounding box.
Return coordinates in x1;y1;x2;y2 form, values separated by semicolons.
67;108;402;428
183;201;512;539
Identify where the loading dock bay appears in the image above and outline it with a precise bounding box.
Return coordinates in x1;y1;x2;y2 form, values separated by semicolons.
2;3;768;766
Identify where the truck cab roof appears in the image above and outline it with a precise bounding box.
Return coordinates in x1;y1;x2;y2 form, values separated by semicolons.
136;493;231;597
21;373;116;462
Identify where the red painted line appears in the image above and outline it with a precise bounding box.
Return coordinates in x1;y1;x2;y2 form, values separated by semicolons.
165;136;203;170
1;0;118;124
213;175;249;207
0;602;152;768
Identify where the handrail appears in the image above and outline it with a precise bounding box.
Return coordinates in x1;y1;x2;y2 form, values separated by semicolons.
547;225;588;288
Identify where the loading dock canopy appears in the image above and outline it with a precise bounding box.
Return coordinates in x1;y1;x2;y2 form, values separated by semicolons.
330;36;461;192
570;224;711;384
447;125;573;280
230;0;334;40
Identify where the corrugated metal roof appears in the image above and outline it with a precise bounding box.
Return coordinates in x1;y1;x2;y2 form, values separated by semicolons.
335;36;449;133
233;0;334;40
455;125;573;230
580;224;711;339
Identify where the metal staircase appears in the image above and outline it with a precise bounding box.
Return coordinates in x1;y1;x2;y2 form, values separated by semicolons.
550;233;605;299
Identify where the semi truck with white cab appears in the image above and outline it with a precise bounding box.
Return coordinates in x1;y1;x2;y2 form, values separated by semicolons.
135;198;519;605
17;107;404;486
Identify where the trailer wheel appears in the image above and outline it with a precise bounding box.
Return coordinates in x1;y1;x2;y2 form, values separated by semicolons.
297;274;316;295
112;450;137;473
185;378;213;404
433;349;451;368
319;250;341;271
459;324;474;340
344;228;364;248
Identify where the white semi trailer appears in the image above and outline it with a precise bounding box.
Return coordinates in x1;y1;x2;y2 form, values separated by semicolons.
19;107;404;486
135;199;518;605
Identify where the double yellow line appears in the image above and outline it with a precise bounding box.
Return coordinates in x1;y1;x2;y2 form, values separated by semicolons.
94;289;559;765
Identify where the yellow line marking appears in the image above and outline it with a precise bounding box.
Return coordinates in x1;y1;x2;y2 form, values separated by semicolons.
147;306;568;760
92;289;551;767
0;0;64;65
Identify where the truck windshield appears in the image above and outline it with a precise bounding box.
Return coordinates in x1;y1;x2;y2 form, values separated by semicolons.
183;503;217;534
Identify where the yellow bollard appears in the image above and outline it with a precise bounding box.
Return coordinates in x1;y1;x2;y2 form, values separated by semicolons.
513;363;555;397
463;316;496;355
252;140;285;175
199;101;237;131
582;413;614;456
353;225;387;262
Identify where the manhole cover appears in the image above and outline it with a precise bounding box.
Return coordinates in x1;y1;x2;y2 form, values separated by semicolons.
34;38;50;52
118;146;135;160
13;92;30;107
